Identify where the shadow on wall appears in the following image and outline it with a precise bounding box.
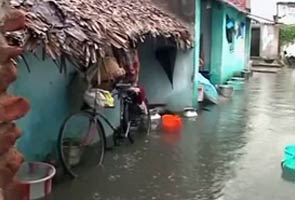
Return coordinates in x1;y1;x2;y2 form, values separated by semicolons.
138;38;194;111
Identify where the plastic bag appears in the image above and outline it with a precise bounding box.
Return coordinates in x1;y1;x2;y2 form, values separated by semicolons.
84;89;114;109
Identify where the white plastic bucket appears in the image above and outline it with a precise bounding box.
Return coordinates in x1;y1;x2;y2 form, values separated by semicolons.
16;162;56;200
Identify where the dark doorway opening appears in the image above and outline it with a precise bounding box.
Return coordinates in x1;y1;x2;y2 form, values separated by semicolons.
251;27;260;57
199;0;213;79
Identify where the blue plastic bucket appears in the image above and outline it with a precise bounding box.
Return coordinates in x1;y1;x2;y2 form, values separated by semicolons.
282;145;295;170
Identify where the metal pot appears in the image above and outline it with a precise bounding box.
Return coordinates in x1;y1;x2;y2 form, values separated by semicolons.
218;85;234;98
150;111;162;131
63;139;83;166
183;107;198;118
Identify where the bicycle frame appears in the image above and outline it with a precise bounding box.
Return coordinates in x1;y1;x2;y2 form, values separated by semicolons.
86;84;138;143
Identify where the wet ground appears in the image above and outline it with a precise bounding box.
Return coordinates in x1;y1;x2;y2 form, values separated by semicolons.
46;69;295;200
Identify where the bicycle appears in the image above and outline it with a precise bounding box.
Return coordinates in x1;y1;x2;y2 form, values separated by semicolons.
58;83;151;178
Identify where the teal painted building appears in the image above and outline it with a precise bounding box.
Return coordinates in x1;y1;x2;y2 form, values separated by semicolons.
200;0;251;84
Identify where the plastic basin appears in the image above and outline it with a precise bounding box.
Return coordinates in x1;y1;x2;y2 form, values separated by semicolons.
162;115;182;133
16;162;56;200
282;145;295;170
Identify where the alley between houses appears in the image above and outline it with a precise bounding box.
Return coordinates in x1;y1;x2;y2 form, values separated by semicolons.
45;69;295;200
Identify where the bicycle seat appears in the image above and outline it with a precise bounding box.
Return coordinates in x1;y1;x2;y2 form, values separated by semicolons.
115;83;132;90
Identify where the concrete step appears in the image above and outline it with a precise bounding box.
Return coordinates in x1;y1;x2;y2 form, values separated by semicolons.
252;67;282;73
252;63;284;68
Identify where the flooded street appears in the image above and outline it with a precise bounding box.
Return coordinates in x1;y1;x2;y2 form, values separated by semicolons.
46;69;295;200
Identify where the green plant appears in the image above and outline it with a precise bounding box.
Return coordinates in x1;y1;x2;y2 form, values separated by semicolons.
280;25;295;45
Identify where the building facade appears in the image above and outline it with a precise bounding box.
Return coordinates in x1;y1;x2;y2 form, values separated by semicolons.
198;0;251;84
276;2;295;25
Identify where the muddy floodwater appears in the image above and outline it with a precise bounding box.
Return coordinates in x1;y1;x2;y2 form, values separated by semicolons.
45;69;295;200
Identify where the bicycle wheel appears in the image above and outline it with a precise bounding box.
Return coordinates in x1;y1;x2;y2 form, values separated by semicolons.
58;111;106;178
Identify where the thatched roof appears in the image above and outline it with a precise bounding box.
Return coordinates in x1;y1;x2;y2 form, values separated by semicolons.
10;0;193;72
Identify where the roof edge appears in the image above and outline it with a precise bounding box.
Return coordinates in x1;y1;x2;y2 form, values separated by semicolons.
217;0;249;14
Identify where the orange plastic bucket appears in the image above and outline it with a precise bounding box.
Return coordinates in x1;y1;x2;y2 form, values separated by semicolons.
162;115;183;133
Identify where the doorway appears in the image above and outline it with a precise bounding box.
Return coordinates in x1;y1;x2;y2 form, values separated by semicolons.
251;27;260;57
199;0;213;79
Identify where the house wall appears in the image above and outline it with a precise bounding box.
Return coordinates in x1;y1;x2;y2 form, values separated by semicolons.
11;53;121;160
10;53;72;160
138;39;194;111
259;24;280;60
221;6;247;83
210;2;248;84
149;0;199;108
210;2;224;84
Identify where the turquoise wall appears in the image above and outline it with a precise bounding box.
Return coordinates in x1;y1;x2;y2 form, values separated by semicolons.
210;3;248;84
10;53;72;160
11;53;120;160
138;39;194;111
210;2;224;84
221;6;247;83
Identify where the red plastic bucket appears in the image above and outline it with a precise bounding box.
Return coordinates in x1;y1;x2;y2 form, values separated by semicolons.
162;115;183;133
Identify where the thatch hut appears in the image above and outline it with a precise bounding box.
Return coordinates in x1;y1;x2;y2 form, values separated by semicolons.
9;0;194;160
10;0;192;71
